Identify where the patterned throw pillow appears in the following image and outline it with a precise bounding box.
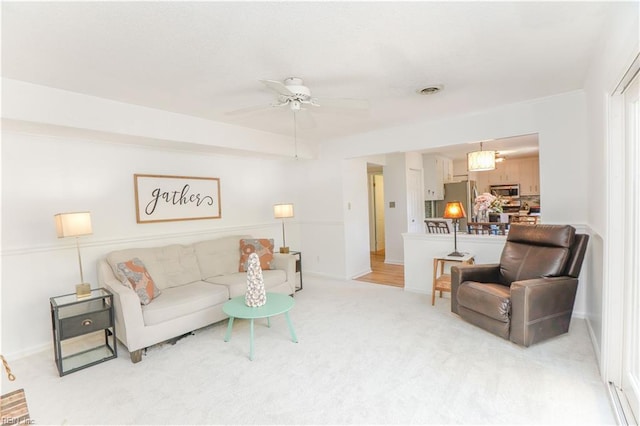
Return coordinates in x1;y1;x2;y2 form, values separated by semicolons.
239;239;275;272
116;258;161;305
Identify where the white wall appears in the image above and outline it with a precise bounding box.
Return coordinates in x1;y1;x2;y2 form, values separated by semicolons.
287;157;346;279
0;131;299;357
405;151;425;233
382;153;408;264
341;158;371;278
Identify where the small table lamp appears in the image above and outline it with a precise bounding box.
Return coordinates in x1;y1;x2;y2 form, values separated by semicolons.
443;201;466;257
273;203;294;253
54;212;93;297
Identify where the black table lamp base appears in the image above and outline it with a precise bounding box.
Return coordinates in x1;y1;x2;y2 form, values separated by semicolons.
448;219;464;257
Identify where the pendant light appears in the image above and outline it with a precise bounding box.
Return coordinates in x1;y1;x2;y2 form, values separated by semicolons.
467;142;496;172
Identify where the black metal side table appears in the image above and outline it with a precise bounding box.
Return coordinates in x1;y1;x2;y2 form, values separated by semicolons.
290;251;303;291
50;288;117;376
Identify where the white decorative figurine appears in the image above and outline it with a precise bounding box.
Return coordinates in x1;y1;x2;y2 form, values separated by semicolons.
245;252;267;307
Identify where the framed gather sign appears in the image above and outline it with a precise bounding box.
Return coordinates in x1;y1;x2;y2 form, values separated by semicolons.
134;174;221;223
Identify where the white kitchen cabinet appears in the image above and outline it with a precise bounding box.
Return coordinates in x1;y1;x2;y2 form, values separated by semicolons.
442;157;454;183
490;160;520;184
423;155;453;200
502;160;520;184
489;167;500;185
473;156;539;195
519;157;540;195
472;170;491;194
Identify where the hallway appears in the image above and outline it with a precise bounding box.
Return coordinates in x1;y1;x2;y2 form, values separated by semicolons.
355;250;404;288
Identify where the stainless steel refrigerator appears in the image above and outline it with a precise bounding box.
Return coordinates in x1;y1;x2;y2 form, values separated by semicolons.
435;180;477;231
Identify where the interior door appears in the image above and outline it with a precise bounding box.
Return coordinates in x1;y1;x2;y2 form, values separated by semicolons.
373;174;385;251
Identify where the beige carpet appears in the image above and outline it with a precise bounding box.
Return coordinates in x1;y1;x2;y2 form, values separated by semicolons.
1;276;615;425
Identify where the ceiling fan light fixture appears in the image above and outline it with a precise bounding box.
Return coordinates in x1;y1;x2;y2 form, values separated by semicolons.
467;142;496;172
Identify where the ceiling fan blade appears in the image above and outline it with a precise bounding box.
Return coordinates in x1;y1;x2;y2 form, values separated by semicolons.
260;79;294;97
314;97;370;110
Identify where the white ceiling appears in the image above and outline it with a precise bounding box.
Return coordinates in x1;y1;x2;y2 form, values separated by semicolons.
1;1;617;159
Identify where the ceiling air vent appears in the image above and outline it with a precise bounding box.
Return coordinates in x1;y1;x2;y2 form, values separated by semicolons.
418;85;443;95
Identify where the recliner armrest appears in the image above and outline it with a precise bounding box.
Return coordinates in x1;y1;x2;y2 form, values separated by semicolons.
451;264;501;314
510;276;579;346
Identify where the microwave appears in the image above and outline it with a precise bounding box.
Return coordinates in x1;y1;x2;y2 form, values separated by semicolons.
490;184;520;198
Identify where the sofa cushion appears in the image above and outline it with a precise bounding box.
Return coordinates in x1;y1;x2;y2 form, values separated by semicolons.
116;258;161;305
239;238;275;272
141;281;229;326
194;235;251;279
206;270;287;298
107;244;201;290
457;282;511;323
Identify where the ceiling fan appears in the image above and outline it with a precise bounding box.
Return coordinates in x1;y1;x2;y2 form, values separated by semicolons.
226;77;369;120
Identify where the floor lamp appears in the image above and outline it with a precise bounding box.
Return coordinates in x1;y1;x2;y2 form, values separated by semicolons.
443;201;466;257
273;203;294;253
54;211;93;297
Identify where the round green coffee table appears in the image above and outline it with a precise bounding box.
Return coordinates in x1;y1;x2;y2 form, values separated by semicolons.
223;292;298;360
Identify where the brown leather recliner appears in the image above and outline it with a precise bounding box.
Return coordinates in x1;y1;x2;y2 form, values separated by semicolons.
451;224;589;346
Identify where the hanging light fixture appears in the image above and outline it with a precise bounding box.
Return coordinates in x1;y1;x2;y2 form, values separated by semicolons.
467;142;496;172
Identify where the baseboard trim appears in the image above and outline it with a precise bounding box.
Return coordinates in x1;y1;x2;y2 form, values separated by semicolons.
403;286;428;295
3;342;51;361
303;271;348;281
351;269;373;280
585;316;602;367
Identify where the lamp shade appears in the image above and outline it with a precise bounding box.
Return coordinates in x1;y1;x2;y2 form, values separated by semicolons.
54;212;93;238
273;203;294;219
443;201;466;219
467;150;496;172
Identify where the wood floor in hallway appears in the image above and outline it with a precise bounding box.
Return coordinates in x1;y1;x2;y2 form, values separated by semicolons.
355;250;404;288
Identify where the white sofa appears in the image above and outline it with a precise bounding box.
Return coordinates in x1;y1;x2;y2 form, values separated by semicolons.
97;235;296;362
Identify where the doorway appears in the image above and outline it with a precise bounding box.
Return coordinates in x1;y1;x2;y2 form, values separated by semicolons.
357;164;404;287
618;68;639;423
605;56;639;424
367;165;385;254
